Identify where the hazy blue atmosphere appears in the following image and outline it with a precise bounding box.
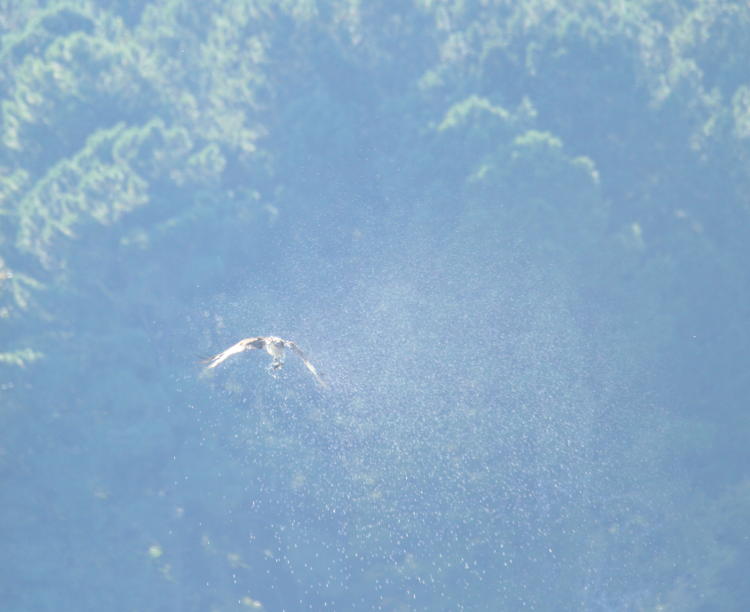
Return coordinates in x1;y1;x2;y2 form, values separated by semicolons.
2;1;749;610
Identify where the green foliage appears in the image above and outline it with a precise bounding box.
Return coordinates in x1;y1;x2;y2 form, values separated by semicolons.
0;168;30;223
430;95;604;263
3;23;152;171
1;0;749;609
0;259;43;315
11;117;229;268
15;124;148;266
0;3;94;65
0;347;44;367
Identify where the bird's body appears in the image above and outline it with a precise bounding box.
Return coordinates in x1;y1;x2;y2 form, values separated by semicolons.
204;336;327;388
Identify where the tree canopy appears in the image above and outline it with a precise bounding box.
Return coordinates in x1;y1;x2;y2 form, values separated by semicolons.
2;1;749;610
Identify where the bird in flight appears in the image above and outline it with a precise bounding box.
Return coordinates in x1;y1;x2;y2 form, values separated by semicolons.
204;336;328;388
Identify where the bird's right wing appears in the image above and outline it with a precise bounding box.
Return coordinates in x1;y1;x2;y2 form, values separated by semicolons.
203;337;264;369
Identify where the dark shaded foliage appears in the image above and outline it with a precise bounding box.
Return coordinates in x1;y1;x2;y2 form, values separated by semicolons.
1;1;749;610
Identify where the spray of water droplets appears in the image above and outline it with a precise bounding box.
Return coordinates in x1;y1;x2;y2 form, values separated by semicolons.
179;224;667;609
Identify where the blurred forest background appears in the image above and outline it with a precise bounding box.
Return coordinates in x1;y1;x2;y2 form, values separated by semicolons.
1;1;749;610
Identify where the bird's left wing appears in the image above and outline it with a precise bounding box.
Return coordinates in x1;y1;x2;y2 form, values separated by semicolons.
284;341;328;388
204;337;264;369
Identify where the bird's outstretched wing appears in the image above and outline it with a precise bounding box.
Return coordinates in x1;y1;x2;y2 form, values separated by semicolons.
203;337;265;369
284;340;328;388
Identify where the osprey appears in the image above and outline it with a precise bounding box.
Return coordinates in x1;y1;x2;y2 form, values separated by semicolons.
204;336;328;388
